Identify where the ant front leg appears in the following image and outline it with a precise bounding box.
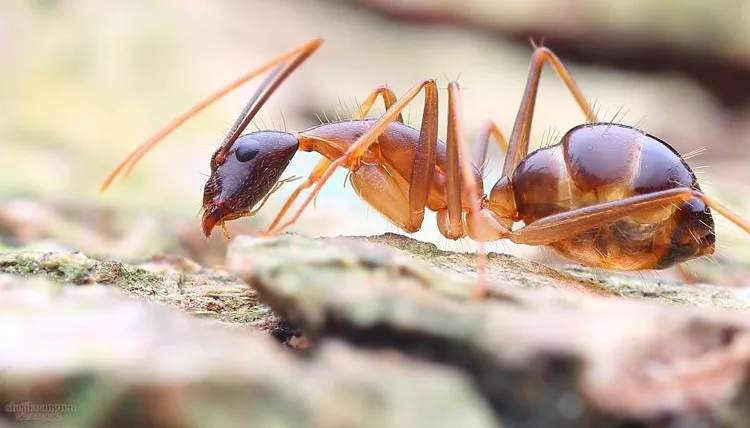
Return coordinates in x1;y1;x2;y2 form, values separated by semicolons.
266;158;331;231
265;85;405;232
266;79;440;235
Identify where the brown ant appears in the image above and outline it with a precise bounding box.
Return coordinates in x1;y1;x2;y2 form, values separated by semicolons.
102;38;750;297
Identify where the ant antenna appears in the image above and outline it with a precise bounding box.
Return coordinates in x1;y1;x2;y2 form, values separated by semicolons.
215;44;320;163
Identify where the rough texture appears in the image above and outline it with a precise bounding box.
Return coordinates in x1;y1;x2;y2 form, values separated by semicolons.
4;0;750;425
228;234;750;427
367;233;750;310
0;275;497;427
0;198;233;267
0;250;267;327
3;232;750;427
564;266;750;311
366;233;615;297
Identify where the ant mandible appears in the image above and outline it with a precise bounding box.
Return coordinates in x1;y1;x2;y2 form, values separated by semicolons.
102;38;750;298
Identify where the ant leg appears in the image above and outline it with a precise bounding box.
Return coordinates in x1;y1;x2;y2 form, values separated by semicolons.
266;79;439;235
210;176;301;239
502;46;598;177
693;193;750;234
676;264;697;284
353;86;403;122
266;86;404;231
443;82;490;298
509;188;750;245
101;38;322;191
266;158;332;231
441;82;485;239
510;188;693;245
226;176;300;223
473;120;509;177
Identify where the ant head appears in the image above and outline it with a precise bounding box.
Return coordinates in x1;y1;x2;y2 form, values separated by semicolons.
201;131;299;236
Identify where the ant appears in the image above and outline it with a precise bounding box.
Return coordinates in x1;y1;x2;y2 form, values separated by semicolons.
102;38;750;298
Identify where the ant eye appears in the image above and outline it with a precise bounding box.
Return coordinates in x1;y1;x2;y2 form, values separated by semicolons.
235;139;261;162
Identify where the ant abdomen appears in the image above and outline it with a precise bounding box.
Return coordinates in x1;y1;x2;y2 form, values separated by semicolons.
511;123;715;269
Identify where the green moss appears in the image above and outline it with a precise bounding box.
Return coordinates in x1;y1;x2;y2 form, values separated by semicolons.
2;260;37;276
0;252;102;284
562;267;750;310
0;250;269;326
237;304;273;324
118;265;163;294
373;233;446;260
0;252;45;278
55;257;93;283
0;251;172;294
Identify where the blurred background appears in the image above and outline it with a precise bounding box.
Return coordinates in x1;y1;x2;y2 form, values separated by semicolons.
2;0;750;284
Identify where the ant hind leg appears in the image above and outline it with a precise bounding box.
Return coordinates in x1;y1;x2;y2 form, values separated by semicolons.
502;46;598;177
510;189;750;246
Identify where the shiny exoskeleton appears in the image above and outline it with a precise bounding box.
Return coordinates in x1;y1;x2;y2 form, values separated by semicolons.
102;38;750;297
250;119;715;272
505;123;714;270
